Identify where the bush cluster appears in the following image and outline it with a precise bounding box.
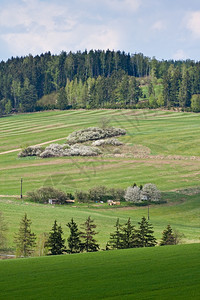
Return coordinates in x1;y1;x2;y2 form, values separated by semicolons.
65;144;101;156
18;126;126;158
39;144;65;158
66;127;126;144
76;186;125;203
18;145;44;157
27;183;161;205
92;138;123;146
27;186;74;204
19;143;102;158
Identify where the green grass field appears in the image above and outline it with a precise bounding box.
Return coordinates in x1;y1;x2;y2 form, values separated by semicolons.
0;109;200;249
0;109;200;195
0;244;199;299
0;191;199;249
0;109;199;299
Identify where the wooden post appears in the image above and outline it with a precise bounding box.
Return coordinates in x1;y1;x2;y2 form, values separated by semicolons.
20;178;23;199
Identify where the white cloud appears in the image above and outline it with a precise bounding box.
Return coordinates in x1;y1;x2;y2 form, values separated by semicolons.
0;0;69;30
186;11;200;38
172;49;187;60
82;0;141;13
79;27;120;51
0;0;121;56
111;0;141;12
151;20;165;31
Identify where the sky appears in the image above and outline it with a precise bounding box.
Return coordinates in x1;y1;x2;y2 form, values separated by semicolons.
0;0;200;62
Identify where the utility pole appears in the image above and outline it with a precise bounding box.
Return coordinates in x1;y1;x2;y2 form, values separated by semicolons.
20;178;23;199
148;203;150;220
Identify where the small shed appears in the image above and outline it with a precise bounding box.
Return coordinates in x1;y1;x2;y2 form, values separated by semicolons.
49;199;59;205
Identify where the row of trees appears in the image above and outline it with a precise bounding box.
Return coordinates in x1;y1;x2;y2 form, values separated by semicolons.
11;213;180;257
1;50;200;114
27;184;161;205
13;214;100;256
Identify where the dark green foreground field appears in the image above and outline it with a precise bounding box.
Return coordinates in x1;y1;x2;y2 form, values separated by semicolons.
0;244;199;300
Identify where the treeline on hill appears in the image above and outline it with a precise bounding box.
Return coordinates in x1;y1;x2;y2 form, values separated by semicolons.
0;49;200;114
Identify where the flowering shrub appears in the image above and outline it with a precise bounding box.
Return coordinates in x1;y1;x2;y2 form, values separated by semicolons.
64;144;102;156
20;143;101;158
18;126;125;158
125;183;161;202
40;144;65;158
125;186;141;202
92;138;123;146
67;127;126;144
18;146;44;157
141;183;161;201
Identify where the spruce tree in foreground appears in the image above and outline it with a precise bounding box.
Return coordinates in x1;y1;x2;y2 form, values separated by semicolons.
47;220;66;255
108;218;122;250
80;216;99;252
14;213;36;257
67;218;81;253
160;225;176;246
135;216;157;247
120;218;136;249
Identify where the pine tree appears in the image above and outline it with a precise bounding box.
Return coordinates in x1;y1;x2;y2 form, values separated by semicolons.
47;220;66;255
57;87;68;110
67;218;81;253
80;216;99;252
178;68;192;108
108;218;123;249
14;213;36;257
120;218;136;249
160;225;176;246
135;216;157;247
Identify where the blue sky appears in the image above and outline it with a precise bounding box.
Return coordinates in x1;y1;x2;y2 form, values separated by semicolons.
0;0;200;61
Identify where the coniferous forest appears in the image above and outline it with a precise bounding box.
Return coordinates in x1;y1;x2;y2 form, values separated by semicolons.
1;49;200;114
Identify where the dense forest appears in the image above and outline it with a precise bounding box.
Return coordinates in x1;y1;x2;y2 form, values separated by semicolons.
0;49;200;114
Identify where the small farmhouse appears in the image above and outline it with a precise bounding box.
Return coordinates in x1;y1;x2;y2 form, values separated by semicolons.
48;199;75;205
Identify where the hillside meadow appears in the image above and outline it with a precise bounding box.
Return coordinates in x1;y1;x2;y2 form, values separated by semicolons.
0;109;200;196
0;109;199;300
0;109;199;249
0;191;199;250
0;244;199;299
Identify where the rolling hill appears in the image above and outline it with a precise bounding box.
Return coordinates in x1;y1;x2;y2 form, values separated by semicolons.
0;244;199;299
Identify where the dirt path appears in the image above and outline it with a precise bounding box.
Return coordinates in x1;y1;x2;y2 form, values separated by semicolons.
0;195;20;198
0;137;67;155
